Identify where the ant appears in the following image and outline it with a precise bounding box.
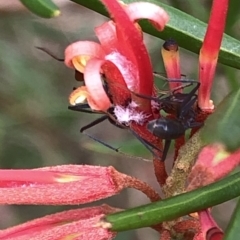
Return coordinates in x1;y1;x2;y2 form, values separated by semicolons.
135;74;202;161
37;47;201;161
72;69;200;162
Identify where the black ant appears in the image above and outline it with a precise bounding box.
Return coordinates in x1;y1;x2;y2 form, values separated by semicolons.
37;47;201;161
134;74;202;161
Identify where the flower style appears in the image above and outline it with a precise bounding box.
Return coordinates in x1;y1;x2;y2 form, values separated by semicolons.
198;0;229;111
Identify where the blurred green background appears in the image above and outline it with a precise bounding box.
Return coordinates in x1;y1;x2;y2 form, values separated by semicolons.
0;0;239;239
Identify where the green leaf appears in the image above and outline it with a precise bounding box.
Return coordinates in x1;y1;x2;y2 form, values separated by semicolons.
20;0;60;18
71;0;240;70
105;172;240;231
224;198;240;240
200;89;240;152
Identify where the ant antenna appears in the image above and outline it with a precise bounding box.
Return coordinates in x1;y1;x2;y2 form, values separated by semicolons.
82;131;152;162
82;131;120;152
80;115;109;133
36;47;64;62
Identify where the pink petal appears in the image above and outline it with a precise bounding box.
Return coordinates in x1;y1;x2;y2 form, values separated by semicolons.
84;58;111;111
0;165;125;204
64;41;105;69
0;205;117;240
95;21;118;53
125;2;169;31
105;51;138;91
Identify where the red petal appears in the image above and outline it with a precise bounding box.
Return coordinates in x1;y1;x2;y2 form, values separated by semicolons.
95;21;118;53
100;0;154;111
0;205;117;240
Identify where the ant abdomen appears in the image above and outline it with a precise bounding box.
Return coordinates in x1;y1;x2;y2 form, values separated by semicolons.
147;117;185;140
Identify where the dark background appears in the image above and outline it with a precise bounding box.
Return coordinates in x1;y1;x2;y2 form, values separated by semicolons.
0;0;239;239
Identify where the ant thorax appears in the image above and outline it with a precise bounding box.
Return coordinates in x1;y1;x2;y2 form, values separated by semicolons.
113;101;150;126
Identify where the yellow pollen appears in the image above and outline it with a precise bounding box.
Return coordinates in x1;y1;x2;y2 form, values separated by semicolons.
72;55;91;73
55;174;84;183
69;86;89;106
212;149;230;165
60;233;82;240
75;95;87;105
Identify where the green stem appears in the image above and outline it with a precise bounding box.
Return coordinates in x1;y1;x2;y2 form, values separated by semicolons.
104;172;240;231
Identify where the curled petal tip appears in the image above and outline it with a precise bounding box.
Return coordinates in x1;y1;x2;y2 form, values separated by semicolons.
69;86;88;106
64;41;105;70
125;2;169;31
84;58;112;111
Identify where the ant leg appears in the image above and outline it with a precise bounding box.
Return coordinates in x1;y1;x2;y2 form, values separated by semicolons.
178;95;197;118
129;129;162;159
177;82;200;118
82;131;120;152
35;47;64;61
189;122;204;128
153;71;186;79
80;115;108;133
80;115;123;153
162;140;172;161
68;104;102;114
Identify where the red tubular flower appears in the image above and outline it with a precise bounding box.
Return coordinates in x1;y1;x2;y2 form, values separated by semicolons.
0;165;129;205
187;144;240;191
194;210;223;240
198;0;229;110
0;205;118;240
0;164;160;205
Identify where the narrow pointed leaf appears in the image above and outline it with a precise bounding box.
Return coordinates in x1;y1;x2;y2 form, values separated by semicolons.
104;172;240;232
200;89;240;152
20;0;60;18
71;0;240;70
224;198;240;240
